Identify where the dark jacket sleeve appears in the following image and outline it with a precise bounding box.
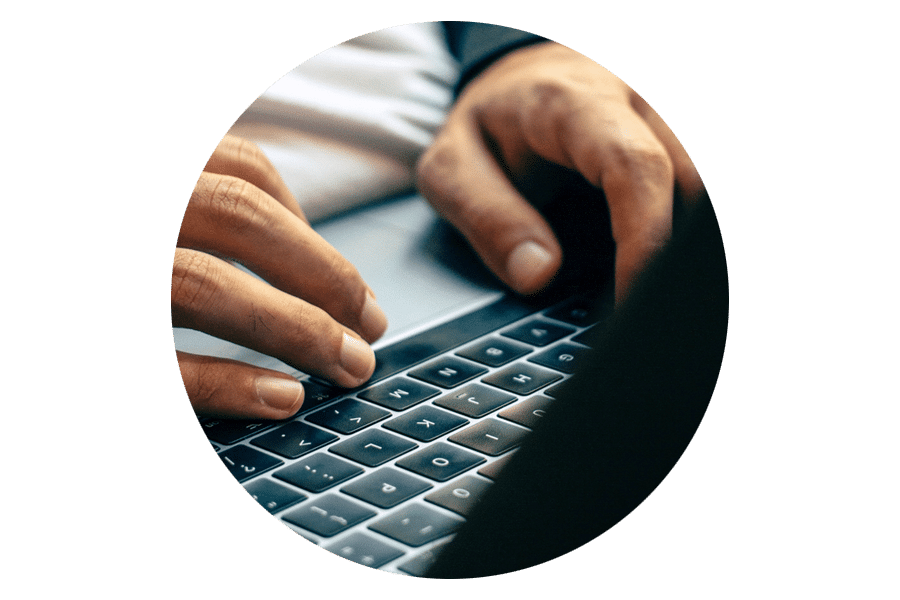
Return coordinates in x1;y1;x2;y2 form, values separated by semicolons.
442;22;547;93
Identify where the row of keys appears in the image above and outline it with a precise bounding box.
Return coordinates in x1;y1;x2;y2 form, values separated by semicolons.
356;371;544;417
238;363;560;463
284;496;466;548
243;410;531;477
201;305;594;444
219;397;538;488
221;385;553;484
393;356;564;399
259;457;495;516
268;445;500;514
281;468;495;558
458;336;595;374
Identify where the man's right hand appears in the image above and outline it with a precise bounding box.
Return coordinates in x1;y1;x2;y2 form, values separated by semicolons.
173;135;388;420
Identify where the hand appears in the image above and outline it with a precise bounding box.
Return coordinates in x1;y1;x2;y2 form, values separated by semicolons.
173;135;387;419
417;42;703;302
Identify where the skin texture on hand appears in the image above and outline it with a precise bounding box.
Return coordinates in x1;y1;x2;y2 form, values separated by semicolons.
173;135;388;420
417;41;703;303
178;43;700;418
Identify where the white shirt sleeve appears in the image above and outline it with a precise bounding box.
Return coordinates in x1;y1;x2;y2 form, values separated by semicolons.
228;22;459;223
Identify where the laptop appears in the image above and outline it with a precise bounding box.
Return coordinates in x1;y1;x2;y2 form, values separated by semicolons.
174;179;728;578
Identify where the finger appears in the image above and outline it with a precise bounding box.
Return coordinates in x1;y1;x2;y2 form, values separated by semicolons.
178;172;387;342
204;134;307;222
172;248;376;388
629;93;704;200
416;118;563;295
520;99;675;303
178;351;304;419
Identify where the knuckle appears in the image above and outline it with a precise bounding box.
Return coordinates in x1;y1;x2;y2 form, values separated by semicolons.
416;141;466;212
530;78;576;110
604;140;674;189
207;135;279;193
193;174;270;235
214;134;265;170
331;253;360;290
284;302;343;365
210;176;261;230
415;143;446;194
171;249;223;318
233;138;272;182
284;304;316;348
633;144;674;181
521;79;597;164
232;136;264;166
526;78;588;128
184;355;250;416
187;359;220;412
318;253;364;318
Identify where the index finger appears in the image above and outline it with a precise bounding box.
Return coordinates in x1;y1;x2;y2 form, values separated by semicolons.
178;172;387;343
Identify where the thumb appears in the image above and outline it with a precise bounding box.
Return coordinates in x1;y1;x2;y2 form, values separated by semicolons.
416;122;562;295
178;351;304;420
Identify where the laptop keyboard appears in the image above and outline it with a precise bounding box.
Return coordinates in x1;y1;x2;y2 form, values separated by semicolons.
201;294;602;575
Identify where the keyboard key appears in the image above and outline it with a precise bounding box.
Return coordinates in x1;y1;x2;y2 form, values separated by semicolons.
482;362;562;395
219;445;283;483
382;405;469;442
358;377;440;411
251;421;338;459
369;503;464;547
528;342;594;374
274;453;363;493
396;442;485;482
397;542;450;576
408;357;487;389
282;494;376;537
296;379;343;413
306;398;390;434
201;418;274;445
455;337;531;367
544;297;600;326
243;479;306;514
501;318;575;347
424;475;492;516
448;419;530;456
341;467;433;508
370;296;535;382
329;429;417;467
543;378;575;398
433;383;516;418
498;395;553;428
326;532;405;569
477;452;516;480
570;324;598;347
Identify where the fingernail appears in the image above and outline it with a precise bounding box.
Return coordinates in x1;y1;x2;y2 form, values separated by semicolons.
255;376;304;413
359;291;388;340
340;332;376;383
507;241;554;292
